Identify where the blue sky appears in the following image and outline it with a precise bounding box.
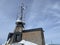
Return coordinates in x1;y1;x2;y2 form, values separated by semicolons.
0;0;60;44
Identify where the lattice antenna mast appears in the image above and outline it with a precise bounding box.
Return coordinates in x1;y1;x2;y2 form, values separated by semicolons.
20;3;24;21
16;2;25;28
15;2;25;33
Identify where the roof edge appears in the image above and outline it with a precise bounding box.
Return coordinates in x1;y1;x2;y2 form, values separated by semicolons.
23;28;44;32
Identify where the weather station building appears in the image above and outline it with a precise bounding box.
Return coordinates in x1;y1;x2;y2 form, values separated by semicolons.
4;1;45;45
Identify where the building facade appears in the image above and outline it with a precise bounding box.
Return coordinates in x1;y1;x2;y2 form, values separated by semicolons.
6;2;45;45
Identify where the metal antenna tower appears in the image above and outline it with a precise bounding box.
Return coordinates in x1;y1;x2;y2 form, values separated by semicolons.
17;0;25;22
20;3;24;21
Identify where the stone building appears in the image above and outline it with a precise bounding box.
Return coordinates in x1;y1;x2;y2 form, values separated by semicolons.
7;28;45;45
6;2;45;45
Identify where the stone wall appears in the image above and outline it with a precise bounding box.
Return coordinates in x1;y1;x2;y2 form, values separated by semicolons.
22;29;45;45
